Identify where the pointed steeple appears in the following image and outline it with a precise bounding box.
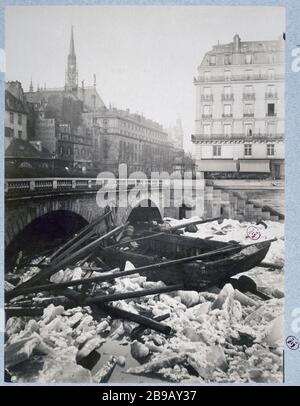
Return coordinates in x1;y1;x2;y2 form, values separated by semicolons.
69;25;75;57
65;25;78;92
29;78;33;92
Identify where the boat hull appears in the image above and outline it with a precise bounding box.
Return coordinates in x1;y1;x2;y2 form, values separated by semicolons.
102;236;271;291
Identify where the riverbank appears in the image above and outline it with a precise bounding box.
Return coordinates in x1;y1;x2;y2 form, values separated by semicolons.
210;180;284;215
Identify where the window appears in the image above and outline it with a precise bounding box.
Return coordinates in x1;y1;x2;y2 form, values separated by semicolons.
245;69;253;80
203;124;211;136
244;144;252;156
204;87;211;96
244;85;254;95
245;123;253;137
224;55;232;65
213;145;221;156
224;124;232;136
267;103;275;116
225;70;231;81
209;55;216;65
267;144;275;156
245;54;253;64
224;104;232;116
224;86;231;95
18;130;22;139
267;122;276;135
268;69;275;80
266;85;276;97
204;71;211;82
244;103;254;116
18;114;22;125
203;105;211;116
9;112;14;124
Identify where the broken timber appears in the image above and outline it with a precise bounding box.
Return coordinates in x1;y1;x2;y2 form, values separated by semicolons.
11;224;126;292
102;304;172;335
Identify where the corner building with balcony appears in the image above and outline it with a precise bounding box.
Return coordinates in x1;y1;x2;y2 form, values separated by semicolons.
192;34;284;179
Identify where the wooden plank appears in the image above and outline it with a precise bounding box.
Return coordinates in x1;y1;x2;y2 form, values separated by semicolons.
169;216;221;231
102;304;172;335
84;283;183;305
259;261;283;270
48;210;112;262
130;313;170;339
11;224;126;292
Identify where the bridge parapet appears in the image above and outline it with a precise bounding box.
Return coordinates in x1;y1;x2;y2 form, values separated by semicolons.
5;178;164;197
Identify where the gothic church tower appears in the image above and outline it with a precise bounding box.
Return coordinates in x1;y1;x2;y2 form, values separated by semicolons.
65;25;78;92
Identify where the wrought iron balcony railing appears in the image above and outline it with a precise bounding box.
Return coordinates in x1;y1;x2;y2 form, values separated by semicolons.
195;73;284;83
221;94;234;101
201;94;214;101
243;93;256;101
191;133;284;143
202;114;212;119
265;92;278;99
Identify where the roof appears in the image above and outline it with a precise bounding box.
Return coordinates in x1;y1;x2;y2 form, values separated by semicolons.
5;138;52;159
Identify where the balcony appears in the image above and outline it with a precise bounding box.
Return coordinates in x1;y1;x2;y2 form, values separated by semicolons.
195;73;284;83
243;93;255;101
222;113;233;118
265;92;278;99
201;94;213;101
221;94;234;101
191;132;284;143
266;112;277;117
202;114;212;119
243;113;254;117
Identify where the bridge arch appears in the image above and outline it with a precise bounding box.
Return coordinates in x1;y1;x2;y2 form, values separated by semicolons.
5;209;91;270
121;198;164;225
5;198;105;248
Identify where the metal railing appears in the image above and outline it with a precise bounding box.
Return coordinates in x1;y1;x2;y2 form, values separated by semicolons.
201;95;214;101
221;94;234;101
195;73;284;83
243;93;256;101
191;133;284;142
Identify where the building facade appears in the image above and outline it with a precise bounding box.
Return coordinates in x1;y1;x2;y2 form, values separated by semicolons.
83;107;175;174
192;34;285;179
5;82;29;142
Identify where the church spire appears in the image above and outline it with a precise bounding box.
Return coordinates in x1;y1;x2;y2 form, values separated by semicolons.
29;78;33;92
65;25;78;92
69;25;75;57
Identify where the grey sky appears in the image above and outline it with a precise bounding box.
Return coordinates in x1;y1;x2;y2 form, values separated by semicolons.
5;5;285;151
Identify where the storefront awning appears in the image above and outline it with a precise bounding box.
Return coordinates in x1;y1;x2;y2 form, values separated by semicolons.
239;160;270;173
197;160;237;172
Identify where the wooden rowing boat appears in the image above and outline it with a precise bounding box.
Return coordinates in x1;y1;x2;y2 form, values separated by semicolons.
101;232;272;291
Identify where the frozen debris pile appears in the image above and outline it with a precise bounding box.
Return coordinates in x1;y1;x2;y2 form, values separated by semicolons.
5;218;284;383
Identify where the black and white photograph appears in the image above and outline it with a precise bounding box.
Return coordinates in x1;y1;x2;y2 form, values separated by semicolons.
4;5;285;384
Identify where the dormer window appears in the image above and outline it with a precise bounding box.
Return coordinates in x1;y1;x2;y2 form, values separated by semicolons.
209;55;216;66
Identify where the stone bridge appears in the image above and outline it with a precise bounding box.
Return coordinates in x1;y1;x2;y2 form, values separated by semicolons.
5;175;281;249
5;177;205;248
